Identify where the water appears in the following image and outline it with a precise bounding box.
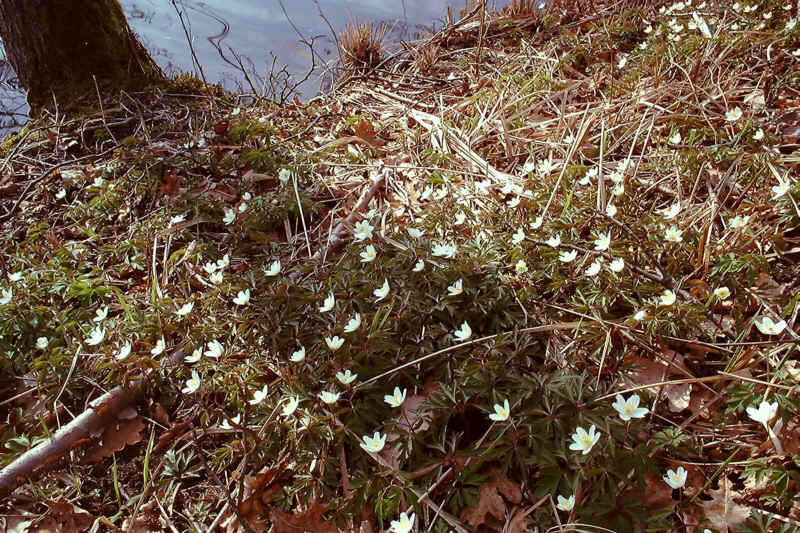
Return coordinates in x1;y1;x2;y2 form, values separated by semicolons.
0;0;486;132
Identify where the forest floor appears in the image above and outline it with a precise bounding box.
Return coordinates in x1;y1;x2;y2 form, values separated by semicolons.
2;1;800;532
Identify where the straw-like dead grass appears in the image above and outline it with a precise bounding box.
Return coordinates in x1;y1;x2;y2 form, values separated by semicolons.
338;20;388;72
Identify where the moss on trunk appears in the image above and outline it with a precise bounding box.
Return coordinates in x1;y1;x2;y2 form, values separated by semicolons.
0;0;162;114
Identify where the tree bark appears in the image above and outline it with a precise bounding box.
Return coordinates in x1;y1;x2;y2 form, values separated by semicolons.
0;0;162;113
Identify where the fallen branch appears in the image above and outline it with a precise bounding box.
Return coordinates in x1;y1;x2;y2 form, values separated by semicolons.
0;349;185;498
316;169;387;257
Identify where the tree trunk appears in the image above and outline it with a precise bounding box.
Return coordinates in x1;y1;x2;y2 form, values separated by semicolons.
0;0;162;114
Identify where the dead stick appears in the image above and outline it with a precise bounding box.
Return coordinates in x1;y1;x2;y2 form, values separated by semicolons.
314;171;387;258
0;349;184;498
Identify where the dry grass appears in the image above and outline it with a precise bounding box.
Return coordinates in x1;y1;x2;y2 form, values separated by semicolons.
338;20;388;72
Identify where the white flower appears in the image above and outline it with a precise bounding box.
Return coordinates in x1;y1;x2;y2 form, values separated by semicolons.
593;232;611;251
633;309;648;321
489;399;510;421
617;55;627;68
360;431;387;453
278;168;292;184
264;260;281;276
511;227;526;245
182;370;201;394
360;245;377;263
754;316;787;335
290;345;306;362
151;337;165;356
609;171;625;185
559;250;578;263
223;209;236;225
93;306;108;322
210;271;224;284
233;288;251;306
729;215;750;229
605;203;618;217
431;242;457;259
220;414;241;429
608;258;625;273
747;400;778;425
55;188;67;199
412;259;425;272
344;313;362;333
454;321;472;341
408;227;424;239
612;394;649;421
669;132;682;144
753;128;765;141
556;494;575;512
7;272;22;283
169;214;186;227
384;387;407;407
336;369;358;385
390;512;415;533
185;347;202;363
217;253;230;270
319;292;335;312
583;261;602;278
713;286;730;299
116;341;132;361
515;259;528;274
663;466;687;489
353;220;374;242
661;203;681;220
173;301;193;317
725;107;743;121
203;261;218;275
325;336;345;351
569;424;601;455
537;158;557;175
546;234;561;248
374;279;390;301
85;326;106;346
659;290;677;306
282;396;300;417
454;212;467;225
507;196;521;208
772;179;792;199
36;337;48;349
664;226;683;243
204;340;224;359
447;279;463;296
242;192;252;202
318;390;341;404
249;384;269;405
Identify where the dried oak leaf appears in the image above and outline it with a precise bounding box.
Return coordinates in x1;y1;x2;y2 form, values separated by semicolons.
354;119;376;144
460;470;522;530
701;478;751;532
30;499;94;533
82;416;145;463
270;502;338;533
461;483;506;530
221;464;290;533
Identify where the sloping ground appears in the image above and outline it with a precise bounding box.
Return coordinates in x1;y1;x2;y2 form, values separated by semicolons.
2;1;800;531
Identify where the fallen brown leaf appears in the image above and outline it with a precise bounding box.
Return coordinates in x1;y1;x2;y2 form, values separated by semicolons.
82;416;145;463
701;477;751;532
270;502;338;533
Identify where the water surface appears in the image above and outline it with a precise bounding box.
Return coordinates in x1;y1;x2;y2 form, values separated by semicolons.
1;0;484;131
